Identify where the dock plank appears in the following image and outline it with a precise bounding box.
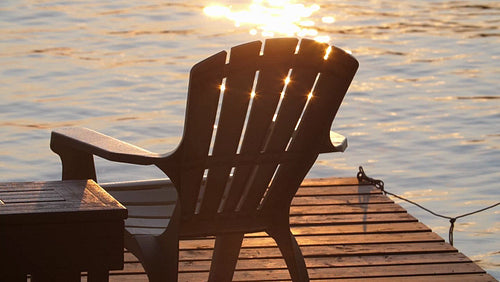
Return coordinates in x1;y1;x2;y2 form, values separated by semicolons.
177;232;444;250
96;177;495;281
225;262;488;281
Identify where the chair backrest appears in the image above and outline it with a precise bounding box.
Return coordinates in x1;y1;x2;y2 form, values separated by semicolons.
164;38;358;234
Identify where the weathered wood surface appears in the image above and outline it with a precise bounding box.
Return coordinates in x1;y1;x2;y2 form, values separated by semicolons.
94;177;496;281
0;180;127;223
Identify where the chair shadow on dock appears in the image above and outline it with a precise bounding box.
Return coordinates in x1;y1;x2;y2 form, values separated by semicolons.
357;185;374;233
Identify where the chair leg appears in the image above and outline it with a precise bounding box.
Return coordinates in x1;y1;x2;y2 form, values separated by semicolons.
268;226;309;282
128;234;179;282
208;233;245;282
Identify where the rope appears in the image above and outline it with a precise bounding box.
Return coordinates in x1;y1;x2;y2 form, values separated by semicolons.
356;166;499;246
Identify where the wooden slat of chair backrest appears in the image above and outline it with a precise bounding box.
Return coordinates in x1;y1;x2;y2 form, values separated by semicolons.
175;51;226;217
291;45;360;153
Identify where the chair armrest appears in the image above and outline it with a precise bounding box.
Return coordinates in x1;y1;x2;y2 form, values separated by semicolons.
51;127;163;165
329;131;348;152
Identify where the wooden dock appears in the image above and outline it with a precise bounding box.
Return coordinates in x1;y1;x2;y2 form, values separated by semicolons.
98;177;496;281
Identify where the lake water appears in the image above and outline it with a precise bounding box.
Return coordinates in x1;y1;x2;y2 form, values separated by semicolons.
1;0;499;278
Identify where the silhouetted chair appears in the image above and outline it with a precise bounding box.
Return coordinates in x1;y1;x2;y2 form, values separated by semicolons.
50;38;358;281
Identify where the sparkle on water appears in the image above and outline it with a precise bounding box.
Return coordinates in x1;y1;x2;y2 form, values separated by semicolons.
204;0;335;43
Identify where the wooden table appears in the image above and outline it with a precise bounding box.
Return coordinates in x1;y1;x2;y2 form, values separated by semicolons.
0;180;128;282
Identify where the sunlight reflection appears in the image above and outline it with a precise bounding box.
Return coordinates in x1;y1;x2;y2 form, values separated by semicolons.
284;76;291;85
204;0;334;43
322;16;335;24
324;45;332;60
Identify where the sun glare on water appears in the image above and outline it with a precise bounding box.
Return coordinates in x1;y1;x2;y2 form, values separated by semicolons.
204;0;336;43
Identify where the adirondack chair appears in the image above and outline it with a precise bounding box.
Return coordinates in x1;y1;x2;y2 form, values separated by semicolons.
50;38;358;281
